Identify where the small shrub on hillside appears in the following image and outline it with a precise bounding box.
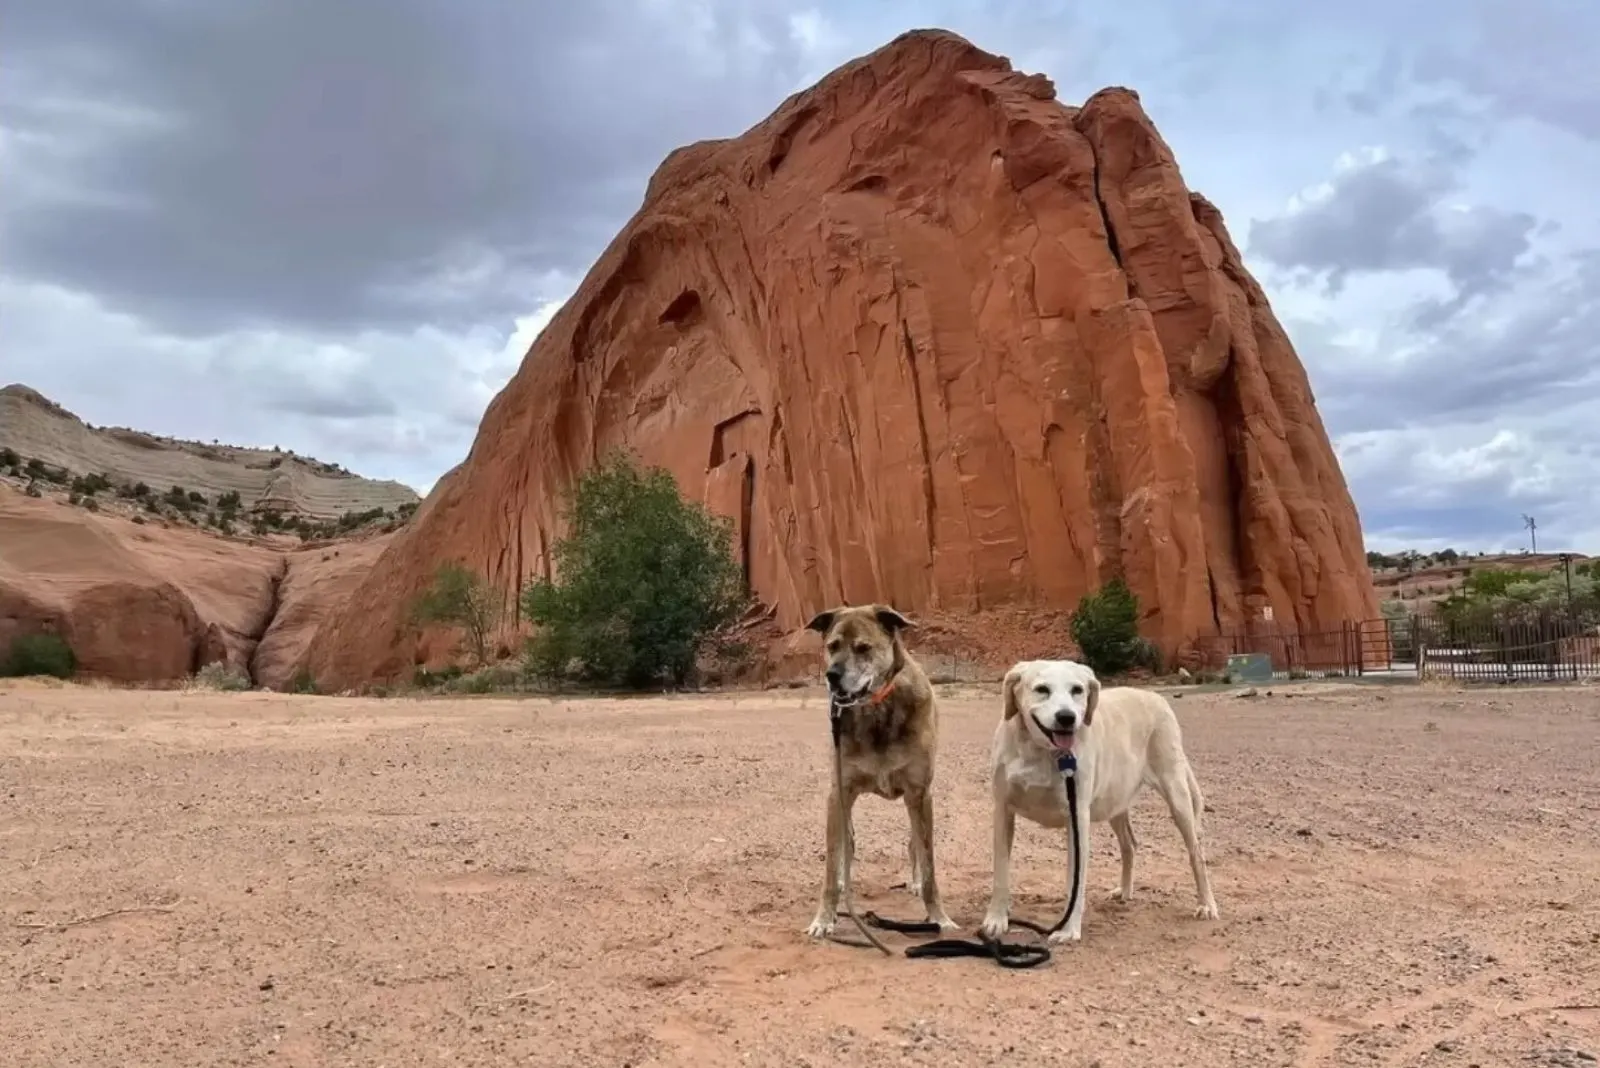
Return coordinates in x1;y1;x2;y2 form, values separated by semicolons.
288;667;319;694
0;446;18;468
2;633;77;679
25;458;66;484
191;661;252;691
24;483;42;498
1069;576;1144;677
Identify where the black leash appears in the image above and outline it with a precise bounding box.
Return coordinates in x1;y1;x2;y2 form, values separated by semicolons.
825;695;1084;969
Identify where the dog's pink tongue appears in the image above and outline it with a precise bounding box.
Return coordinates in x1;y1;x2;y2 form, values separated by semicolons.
1053;734;1076;753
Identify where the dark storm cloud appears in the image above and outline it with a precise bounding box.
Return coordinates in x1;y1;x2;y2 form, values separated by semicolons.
1247;151;1538;302
0;0;814;336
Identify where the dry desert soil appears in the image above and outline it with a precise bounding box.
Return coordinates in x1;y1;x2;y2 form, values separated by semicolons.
3;679;1599;1067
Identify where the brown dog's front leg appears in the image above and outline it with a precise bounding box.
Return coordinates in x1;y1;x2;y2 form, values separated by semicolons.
808;782;851;937
906;788;957;931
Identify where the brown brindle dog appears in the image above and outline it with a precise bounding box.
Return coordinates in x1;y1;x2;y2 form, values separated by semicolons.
804;603;957;939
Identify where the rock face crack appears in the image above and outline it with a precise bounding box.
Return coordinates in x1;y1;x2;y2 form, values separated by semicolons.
1081;123;1130;287
247;555;290;686
901;318;940;565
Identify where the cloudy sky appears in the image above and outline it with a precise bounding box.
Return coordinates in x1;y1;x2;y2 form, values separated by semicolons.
3;0;1596;554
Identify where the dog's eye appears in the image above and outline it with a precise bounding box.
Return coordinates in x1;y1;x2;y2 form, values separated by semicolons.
1033;684;1050;696
826;640;841;653
853;643;871;655
1070;685;1084;697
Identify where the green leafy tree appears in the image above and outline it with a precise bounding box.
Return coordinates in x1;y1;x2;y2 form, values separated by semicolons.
409;561;497;667
1461;568;1544;599
1069;576;1145;677
521;451;750;689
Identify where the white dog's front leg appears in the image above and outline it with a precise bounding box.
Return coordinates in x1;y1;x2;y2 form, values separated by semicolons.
979;788;1016;939
1048;792;1092;945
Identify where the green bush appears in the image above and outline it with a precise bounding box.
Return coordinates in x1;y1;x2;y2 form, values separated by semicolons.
1069;576;1144;677
413;663;465;688
444;664;525;695
190;661;252;691
2;633;77;679
288;667;319;694
409;562;497;667
521;450;750;689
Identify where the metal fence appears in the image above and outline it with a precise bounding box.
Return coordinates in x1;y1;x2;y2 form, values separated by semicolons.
1410;604;1600;682
1197;604;1600;683
1196;618;1397;679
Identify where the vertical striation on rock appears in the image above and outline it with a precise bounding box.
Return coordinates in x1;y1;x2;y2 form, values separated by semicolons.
306;28;1380;689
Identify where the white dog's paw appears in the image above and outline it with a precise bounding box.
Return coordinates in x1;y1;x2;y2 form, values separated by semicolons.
1110;887;1134;904
1047;924;1082;945
806;913;836;939
1194;901;1220;920
979;913;1010;940
932;914;961;933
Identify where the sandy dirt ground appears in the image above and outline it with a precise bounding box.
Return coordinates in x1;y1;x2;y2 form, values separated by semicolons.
3;678;1598;1067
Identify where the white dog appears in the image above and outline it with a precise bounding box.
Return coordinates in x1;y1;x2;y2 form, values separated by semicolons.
980;659;1219;944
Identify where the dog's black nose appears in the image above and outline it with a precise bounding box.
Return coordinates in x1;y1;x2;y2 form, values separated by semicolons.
1053;709;1077;730
825;666;844;688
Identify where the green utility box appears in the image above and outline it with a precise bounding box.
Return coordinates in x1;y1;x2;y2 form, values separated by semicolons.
1225;653;1274;684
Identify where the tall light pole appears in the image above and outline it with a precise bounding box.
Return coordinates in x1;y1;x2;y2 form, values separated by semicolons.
1522;514;1539;554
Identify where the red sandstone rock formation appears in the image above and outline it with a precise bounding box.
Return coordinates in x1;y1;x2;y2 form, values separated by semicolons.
0;485;394;686
306;29;1380;690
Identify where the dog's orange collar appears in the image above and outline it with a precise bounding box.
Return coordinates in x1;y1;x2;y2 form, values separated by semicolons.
865;676;898;706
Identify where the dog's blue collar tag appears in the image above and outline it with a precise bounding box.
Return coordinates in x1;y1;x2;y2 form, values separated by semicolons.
1055;752;1077;777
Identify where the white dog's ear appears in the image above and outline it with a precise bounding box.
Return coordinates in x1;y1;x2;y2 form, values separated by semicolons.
805;610;836;635
1001;663;1025;720
1083;673;1101;726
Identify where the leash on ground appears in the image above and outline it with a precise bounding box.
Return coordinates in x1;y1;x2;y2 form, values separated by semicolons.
825;694;1084;969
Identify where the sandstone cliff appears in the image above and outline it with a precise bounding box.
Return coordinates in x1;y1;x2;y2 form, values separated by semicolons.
1;384;419;521
0;485;394;687
307;29;1380;689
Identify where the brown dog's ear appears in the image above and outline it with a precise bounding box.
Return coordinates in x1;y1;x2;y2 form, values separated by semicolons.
1001;662;1025;720
874;605;915;634
1083;673;1102;727
805;610;836;635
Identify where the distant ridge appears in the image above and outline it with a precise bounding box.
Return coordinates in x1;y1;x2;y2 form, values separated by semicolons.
0;383;419;521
